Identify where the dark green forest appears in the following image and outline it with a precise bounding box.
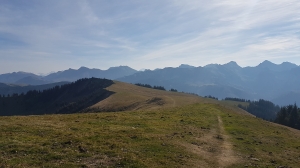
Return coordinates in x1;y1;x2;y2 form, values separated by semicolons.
238;99;280;120
169;88;177;92
237;99;300;130
274;104;300;130
0;78;114;116
224;97;250;102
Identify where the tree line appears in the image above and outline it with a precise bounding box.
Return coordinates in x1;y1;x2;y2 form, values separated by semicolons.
0;78;114;116
274;104;300;130
204;95;218;100
224;97;250;102
135;83;173;91
235;98;300;130
238;99;280;120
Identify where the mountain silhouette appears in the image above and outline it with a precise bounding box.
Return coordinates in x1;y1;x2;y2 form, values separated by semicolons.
0;66;137;85
117;61;300;105
1;61;299;105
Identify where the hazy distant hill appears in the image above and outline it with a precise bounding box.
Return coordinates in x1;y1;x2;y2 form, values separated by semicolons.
15;76;50;85
44;66;137;82
0;66;137;85
271;91;300;106
118;60;300;105
178;64;196;69
1;61;300;105
0;82;69;96
0;72;39;84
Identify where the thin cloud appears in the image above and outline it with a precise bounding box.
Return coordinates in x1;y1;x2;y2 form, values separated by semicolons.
0;0;299;73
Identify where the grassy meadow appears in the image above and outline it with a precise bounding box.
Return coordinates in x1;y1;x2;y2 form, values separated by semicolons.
0;82;300;167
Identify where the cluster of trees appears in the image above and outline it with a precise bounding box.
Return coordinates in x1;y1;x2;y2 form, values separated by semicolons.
238;99;280;120
135;83;166;91
169;88;178;92
134;83;152;88
204;95;218;100
274;104;300;130
133;82;187;93
0;78;114;116
224;97;250;102
230;97;300;130
153;86;166;90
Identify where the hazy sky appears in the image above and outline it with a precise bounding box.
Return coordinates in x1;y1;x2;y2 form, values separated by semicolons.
1;0;300;74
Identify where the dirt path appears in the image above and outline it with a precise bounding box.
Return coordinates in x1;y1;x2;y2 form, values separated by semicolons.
217;116;239;167
180;115;239;167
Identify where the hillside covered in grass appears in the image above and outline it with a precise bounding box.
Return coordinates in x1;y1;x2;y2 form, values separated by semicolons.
0;81;300;167
1;103;300;167
88;81;213;112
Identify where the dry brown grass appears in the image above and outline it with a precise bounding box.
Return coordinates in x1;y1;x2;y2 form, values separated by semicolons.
90;81;215;111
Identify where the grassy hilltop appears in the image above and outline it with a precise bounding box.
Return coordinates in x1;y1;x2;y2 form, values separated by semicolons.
0;81;300;167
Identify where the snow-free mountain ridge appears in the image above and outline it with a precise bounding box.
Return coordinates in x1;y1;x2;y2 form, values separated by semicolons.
0;61;299;105
0;66;137;85
117;61;300;106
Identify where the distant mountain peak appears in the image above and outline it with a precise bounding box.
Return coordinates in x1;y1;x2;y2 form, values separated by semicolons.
256;60;276;69
226;61;237;65
204;63;219;68
178;64;195;68
108;66;136;71
257;60;297;71
258;60;276;67
280;61;298;67
15;71;26;74
224;61;240;68
78;66;89;70
262;60;272;63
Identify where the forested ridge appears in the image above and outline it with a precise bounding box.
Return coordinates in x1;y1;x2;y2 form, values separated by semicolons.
0;78;114;116
274;104;300;130
238;99;280;120
234;98;300;130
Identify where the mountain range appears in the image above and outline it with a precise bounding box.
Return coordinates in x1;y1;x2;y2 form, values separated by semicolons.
0;82;69;96
0;66;137;85
0;61;300;106
118;60;300;106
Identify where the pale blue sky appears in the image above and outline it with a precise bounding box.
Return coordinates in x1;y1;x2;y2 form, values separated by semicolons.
0;0;299;74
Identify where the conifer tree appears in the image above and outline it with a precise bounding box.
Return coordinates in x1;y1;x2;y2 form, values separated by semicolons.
289;104;298;128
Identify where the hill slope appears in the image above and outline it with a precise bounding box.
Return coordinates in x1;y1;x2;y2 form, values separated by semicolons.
89;81;213;112
0;81;299;167
0;104;299;167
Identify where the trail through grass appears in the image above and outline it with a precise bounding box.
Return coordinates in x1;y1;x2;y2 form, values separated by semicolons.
1;103;300;167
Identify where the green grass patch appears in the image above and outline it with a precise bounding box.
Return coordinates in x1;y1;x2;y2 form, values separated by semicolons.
1;103;300;167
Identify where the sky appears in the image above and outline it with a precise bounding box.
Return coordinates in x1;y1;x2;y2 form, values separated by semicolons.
0;0;300;74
